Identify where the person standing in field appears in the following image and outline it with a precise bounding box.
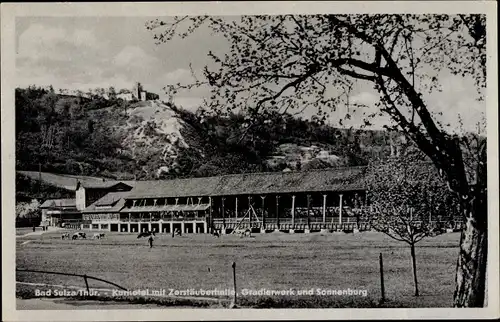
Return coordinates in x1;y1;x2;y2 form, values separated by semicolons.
148;235;154;248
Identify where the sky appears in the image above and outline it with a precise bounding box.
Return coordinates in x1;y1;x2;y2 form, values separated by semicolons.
15;16;486;133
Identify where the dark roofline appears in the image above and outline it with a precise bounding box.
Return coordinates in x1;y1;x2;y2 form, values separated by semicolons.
132;165;368;184
39;198;77;209
76;181;133;190
81;191;130;213
125;166;368;199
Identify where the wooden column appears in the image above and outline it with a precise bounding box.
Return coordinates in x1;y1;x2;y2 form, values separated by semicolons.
235;196;239;219
307;194;311;229
209;196;213;233
248;196;252;230
322;194;327;224
291;195;296;227
339;194;343;226
222;197;226;229
261;196;266;230
276;195;280;229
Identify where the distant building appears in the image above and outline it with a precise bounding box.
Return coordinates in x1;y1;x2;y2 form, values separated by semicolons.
116;93;134;101
144;91;159;101
39;198;79;227
75;180;133;211
117;92;134;101
116;82;158;102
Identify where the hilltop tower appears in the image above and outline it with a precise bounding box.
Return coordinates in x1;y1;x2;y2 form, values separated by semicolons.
134;82;143;100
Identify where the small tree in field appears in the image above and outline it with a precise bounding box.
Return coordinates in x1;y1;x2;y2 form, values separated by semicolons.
365;147;460;296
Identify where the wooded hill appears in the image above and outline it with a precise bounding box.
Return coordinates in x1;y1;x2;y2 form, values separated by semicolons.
15;86;406;184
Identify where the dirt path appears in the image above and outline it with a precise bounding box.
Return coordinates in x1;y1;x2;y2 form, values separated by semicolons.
17;297;180;310
16;228;64;238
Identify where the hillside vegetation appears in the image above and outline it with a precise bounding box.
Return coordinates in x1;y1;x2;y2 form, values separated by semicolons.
15;86;405;182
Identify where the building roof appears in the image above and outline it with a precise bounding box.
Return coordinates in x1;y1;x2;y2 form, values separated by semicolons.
39;198;77;209
126;167;367;199
212;167;366;196
77;181;133;190
17;171;135;191
82;191;130;213
128;176;223;199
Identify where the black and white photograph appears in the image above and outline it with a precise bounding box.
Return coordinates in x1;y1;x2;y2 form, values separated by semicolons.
1;1;498;321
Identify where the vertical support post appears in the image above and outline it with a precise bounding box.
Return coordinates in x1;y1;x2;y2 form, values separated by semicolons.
322;194;327;225
276;195;280;229
222;197;226;230
261;196;266;230
339;194;343;228
291;195;296;227
379;253;386;303
232;262;237;306
248;196;252;230
235;196;238;219
209;196;213;234
306;194;311;229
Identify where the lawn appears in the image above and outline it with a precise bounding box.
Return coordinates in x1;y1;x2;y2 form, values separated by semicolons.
16;227;37;236
16;231;460;308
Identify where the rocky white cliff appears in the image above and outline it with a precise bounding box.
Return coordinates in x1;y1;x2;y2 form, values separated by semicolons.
119;100;196;177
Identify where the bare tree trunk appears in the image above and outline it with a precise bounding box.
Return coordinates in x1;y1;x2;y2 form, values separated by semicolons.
453;195;487;307
410;242;419;296
453;142;487;308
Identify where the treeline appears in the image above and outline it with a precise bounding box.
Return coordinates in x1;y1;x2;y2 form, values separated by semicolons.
15;86;136;177
167;106;401;178
16;173;75;201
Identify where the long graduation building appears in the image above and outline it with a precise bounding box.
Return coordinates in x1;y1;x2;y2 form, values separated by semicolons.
75;166;370;234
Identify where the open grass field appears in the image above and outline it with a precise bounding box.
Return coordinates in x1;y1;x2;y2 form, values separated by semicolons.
16;227;38;236
16;231;460;308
